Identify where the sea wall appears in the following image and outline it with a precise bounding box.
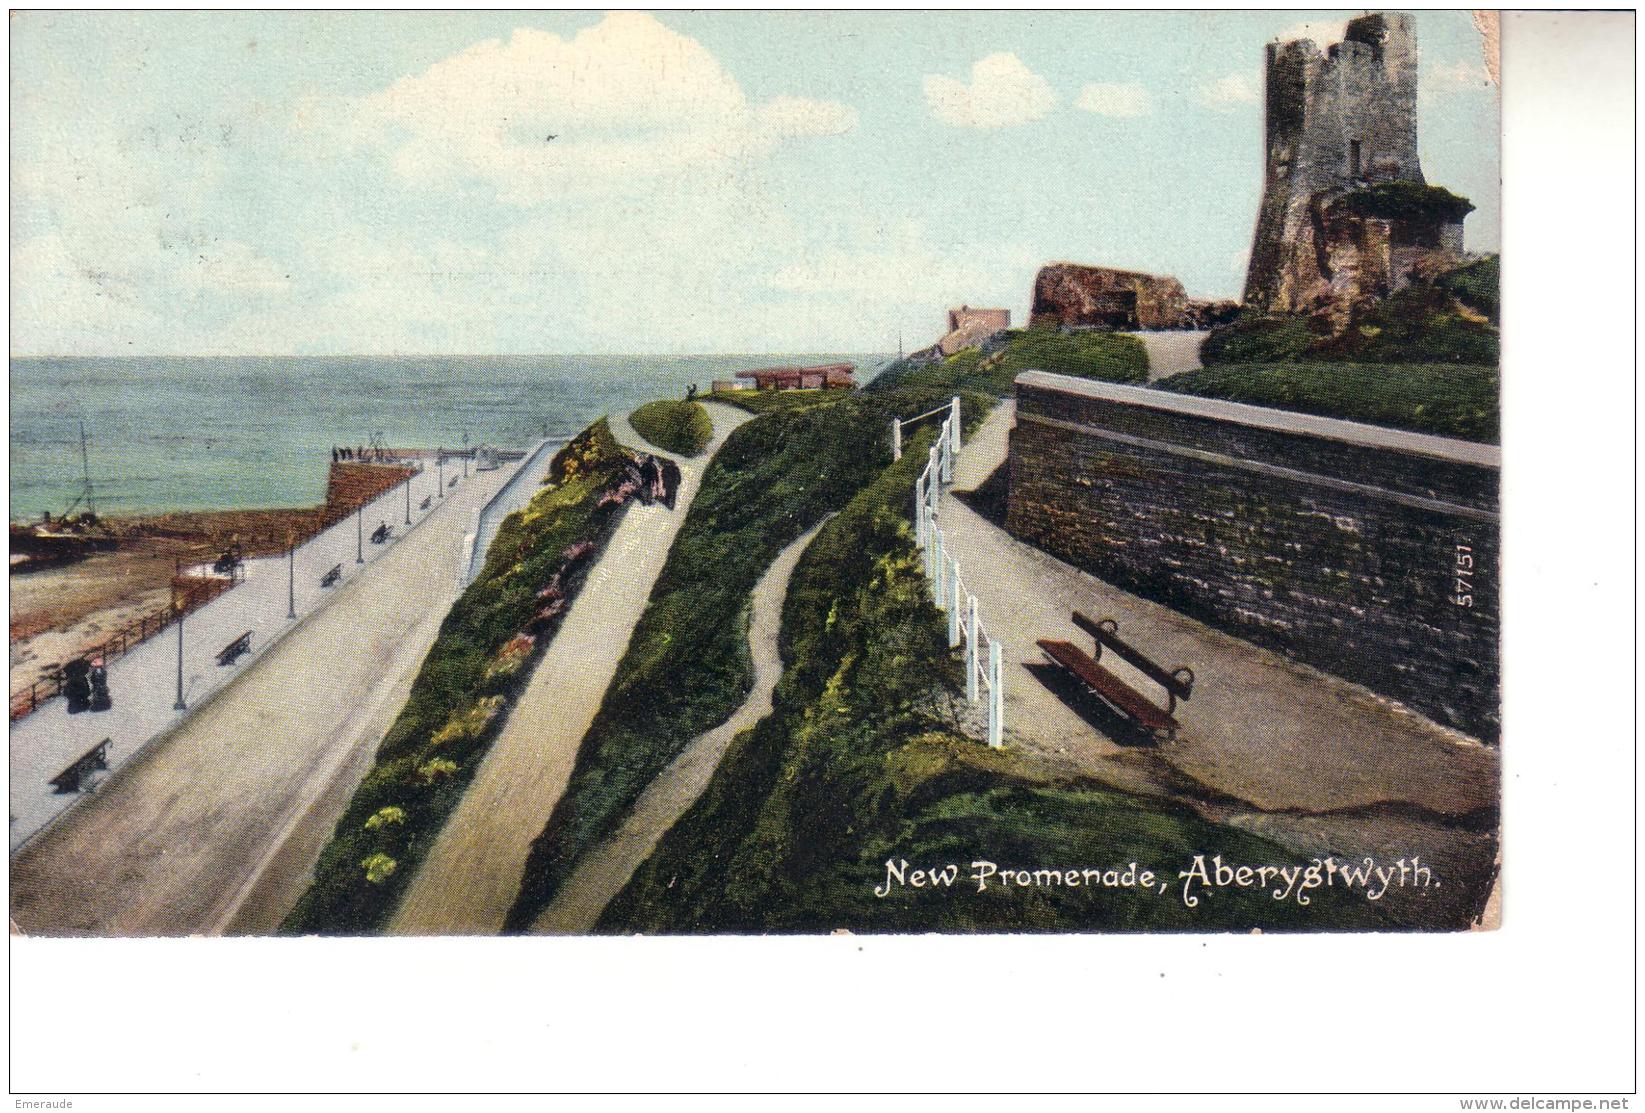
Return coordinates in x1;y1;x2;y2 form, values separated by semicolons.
1004;370;1500;739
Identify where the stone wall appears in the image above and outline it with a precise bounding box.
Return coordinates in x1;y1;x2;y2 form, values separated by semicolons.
324;462;416;516
939;306;1012;356
1004;370;1500;739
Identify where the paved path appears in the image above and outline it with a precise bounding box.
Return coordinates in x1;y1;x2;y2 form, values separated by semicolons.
941;401;1498;921
389;402;751;936
8;458;517;935
530;518;829;935
1129;330;1209;380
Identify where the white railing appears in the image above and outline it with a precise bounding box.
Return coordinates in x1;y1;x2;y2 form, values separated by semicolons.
904;396;1003;748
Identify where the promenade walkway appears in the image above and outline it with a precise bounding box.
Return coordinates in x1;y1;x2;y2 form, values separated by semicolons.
390;402;751;935
939;400;1500;924
9;454;519;935
1130;329;1209;380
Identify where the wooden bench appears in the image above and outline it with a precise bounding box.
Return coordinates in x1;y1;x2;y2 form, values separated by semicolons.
50;738;110;794
448;476;458;488
217;631;253;667
420;495;432;510
320;564;342;588
370;523;392;544
1036;612;1195;741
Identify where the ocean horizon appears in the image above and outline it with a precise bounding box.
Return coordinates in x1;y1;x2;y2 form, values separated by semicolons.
9;353;891;520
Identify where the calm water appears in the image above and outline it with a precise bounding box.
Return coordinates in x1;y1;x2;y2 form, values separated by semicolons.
9;354;890;519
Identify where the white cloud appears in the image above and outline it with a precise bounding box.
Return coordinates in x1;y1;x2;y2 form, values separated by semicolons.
1196;72;1260;112
310;13;857;204
923;53;1056;129
1073;82;1152;119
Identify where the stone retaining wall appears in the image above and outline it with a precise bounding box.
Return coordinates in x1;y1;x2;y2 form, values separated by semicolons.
1005;370;1500;739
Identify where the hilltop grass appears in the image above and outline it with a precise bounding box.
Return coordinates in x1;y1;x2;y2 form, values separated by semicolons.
1156;361;1499;443
281;421;635;935
883;329;1147;396
628;399;713;456
503;380;981;931
708;388;852;415
1205;256;1500;368
599;418;1393;933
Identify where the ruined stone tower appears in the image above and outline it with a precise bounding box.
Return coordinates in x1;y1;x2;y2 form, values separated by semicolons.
1242;13;1467;315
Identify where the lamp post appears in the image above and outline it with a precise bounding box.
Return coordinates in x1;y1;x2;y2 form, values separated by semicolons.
404;475;411;526
173;608;187;711
356;504;364;563
462;433;469;478
438;454;445;498
287;536;297;619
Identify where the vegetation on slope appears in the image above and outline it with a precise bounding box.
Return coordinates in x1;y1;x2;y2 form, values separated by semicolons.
1156;362;1499;443
627;399;713;456
600;423;1391;933
883;328;1147;396
1203;256;1500;368
282;422;636;934
509;340;1404;934
503;380;978;931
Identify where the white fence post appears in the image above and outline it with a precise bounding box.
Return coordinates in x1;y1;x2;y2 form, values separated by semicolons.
891;419;901;462
932;530;945;610
914;474;925;549
950;396;962;455
949;563;962;647
966;596;979;702
987;640;1003;748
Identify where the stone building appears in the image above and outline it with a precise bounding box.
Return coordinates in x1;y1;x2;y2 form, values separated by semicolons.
1242;12;1472;319
937;306;1011;356
1031;263;1237;331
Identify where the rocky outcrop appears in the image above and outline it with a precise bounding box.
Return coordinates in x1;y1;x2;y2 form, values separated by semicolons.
1030;263;1222;331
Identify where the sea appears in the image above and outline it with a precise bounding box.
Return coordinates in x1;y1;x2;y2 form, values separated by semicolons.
8;354;891;520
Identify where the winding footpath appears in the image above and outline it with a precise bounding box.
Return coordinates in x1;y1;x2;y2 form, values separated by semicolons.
389;402;751;936
530;517;830;935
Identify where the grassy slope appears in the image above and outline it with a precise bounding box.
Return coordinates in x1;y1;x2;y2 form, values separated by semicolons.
502;381;973;930
600;425;1390;933
282;422;634;934
1155;362;1499;443
504;332;1401;933
1203;256;1500;368
628;399;713;456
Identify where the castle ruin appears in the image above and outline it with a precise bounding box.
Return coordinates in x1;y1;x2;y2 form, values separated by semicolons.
1243;13;1472;319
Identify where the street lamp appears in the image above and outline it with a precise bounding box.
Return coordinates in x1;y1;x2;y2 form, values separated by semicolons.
173;607;187;711
404;475;412;526
438;454;445;498
356;504;364;563
287;536;297;619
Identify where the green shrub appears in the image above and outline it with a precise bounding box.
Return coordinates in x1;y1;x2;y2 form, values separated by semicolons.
1156;361;1499;442
281;420;638;935
1435;255;1500;323
1337;181;1475;222
628;399;714;456
1200;313;1321;364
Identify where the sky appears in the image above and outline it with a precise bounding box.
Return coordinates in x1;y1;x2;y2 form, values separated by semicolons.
9;10;1501;357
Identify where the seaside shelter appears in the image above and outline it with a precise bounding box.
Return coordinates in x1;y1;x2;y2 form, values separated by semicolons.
734;363;856;391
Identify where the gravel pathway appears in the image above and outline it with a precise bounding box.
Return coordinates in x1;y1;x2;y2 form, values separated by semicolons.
1131;329;1209;380
529;517;830;934
388;402;750;936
